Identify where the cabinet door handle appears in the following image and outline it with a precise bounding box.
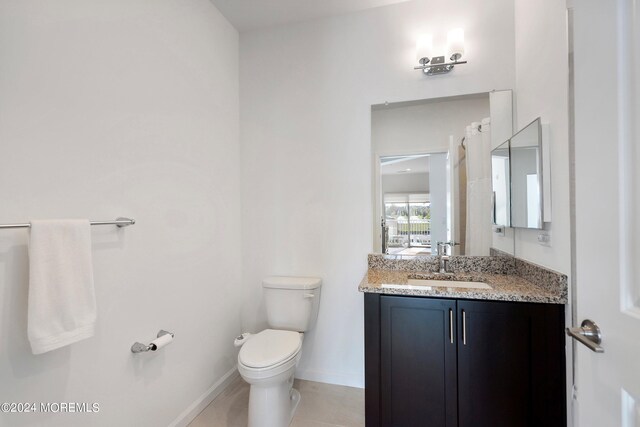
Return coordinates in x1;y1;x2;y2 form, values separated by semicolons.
462;310;467;345
449;308;454;344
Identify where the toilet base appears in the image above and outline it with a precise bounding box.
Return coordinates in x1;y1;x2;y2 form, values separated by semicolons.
246;373;300;427
290;388;301;418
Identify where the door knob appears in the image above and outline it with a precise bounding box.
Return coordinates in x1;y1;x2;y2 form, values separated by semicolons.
566;319;604;353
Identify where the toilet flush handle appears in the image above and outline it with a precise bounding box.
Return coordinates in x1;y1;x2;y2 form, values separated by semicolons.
234;333;252;347
303;293;316;299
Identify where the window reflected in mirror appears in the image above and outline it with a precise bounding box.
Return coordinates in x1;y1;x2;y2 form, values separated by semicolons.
379;152;454;256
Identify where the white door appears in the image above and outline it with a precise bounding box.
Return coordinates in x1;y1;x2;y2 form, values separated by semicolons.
572;0;640;425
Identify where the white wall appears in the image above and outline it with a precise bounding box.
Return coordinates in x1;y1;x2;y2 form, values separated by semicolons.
382;172;430;194
489;90;515;150
513;0;570;274
0;1;241;426
513;3;571;426
429;153;449;251
240;0;515;387
372;95;490;154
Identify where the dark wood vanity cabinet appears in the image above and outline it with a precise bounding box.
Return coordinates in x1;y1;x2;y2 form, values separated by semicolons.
380;296;458;427
365;293;566;427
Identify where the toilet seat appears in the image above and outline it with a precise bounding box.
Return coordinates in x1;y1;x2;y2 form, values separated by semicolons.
238;329;302;370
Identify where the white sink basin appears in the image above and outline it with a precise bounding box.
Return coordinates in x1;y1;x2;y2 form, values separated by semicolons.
382;279;492;290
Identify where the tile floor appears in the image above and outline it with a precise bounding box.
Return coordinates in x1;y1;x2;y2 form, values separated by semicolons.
188;375;365;427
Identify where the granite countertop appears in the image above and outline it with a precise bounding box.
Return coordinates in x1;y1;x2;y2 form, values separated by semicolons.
359;263;567;304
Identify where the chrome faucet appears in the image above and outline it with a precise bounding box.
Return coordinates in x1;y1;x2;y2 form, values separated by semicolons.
436;241;448;256
436;241;458;273
439;255;451;274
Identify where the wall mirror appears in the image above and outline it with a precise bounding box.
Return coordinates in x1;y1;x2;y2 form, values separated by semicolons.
491;140;511;227
371;91;515;257
509;118;543;229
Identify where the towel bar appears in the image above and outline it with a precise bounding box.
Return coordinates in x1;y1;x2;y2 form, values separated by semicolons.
0;217;135;229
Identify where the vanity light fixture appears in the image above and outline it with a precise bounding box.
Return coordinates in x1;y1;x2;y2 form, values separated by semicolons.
414;28;467;75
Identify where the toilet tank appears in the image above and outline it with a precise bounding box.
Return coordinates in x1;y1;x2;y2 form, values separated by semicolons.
263;276;322;332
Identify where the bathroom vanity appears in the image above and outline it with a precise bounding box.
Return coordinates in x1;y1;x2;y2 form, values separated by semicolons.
360;254;567;427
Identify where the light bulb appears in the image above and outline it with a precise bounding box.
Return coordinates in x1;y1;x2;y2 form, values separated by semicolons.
447;28;465;61
416;34;433;64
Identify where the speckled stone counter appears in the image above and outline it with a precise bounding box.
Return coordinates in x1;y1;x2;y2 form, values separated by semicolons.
359;254;568;304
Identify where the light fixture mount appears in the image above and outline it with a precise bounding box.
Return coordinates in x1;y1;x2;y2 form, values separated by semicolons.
414;56;467;75
414;29;466;76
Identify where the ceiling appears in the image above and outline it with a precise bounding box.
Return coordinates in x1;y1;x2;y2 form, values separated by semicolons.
209;0;411;32
381;155;430;175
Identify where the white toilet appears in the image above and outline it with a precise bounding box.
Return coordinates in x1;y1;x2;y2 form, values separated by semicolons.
237;276;322;427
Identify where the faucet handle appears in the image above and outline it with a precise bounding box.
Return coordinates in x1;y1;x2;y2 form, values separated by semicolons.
436;241;460;256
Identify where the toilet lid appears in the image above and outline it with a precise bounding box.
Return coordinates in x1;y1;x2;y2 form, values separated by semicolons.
239;329;302;369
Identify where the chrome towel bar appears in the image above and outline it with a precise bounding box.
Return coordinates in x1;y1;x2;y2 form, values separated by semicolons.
0;217;135;229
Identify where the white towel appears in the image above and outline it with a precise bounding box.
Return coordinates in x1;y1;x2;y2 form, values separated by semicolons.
28;219;96;354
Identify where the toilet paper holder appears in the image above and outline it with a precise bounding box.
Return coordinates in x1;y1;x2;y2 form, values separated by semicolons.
131;330;174;353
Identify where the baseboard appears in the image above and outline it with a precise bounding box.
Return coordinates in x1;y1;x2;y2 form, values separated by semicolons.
168;366;239;427
295;368;364;389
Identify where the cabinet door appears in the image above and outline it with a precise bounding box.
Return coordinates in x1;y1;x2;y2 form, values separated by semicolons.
457;300;565;427
380;296;457;427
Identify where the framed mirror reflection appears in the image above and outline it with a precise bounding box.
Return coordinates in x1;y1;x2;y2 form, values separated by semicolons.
372;91;515;257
